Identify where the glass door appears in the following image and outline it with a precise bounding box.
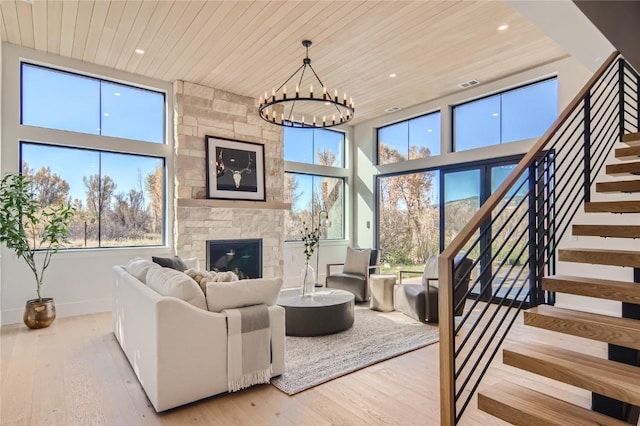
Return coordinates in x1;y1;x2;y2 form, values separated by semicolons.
490;164;530;303
442;159;527;304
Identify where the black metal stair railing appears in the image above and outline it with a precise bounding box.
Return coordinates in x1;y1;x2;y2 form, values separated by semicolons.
438;53;640;425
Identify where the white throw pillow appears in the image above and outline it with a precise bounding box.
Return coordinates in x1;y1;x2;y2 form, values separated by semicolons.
205;278;283;313
146;267;207;310
182;257;201;271
126;257;160;284
343;247;371;275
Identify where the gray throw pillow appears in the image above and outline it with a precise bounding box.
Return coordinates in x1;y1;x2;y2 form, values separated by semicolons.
343;247;371;275
152;255;187;272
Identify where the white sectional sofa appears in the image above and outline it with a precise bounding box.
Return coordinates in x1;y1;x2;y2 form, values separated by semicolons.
112;263;285;412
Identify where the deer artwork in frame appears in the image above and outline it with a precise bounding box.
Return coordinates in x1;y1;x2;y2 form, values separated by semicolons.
205;136;266;201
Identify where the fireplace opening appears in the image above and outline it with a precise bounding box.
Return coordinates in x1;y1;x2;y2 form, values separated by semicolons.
206;239;263;279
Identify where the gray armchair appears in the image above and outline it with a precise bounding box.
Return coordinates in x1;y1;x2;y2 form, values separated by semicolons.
326;247;379;302
393;255;473;322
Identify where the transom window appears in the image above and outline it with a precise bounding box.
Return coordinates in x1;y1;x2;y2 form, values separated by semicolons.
21;63;166;144
453;78;558;152
284;126;344;167
377;111;441;165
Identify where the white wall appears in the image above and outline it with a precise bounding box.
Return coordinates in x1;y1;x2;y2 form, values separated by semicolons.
351;55;628;315
0;44;174;325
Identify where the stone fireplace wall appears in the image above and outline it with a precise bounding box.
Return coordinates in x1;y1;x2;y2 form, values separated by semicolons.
173;81;285;278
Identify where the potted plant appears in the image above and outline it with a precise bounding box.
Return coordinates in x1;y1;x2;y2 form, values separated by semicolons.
0;172;74;329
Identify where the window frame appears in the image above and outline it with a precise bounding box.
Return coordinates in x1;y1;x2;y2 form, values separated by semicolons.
375;109;441;166
4;47;173;252
20;62;167;144
451;76;558;152
19;141;167;249
284;126;349;242
283;125;346;167
284;171;346;242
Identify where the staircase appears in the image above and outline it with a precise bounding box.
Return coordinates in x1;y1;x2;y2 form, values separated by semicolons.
477;132;640;425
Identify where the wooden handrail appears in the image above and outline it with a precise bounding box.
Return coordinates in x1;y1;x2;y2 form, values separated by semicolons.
438;50;620;426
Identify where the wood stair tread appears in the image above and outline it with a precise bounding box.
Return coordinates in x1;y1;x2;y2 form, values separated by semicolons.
524;305;640;350
543;275;640;304
478;380;629;426
595;179;640;193
503;342;640;406
558;248;640;268
622;132;640;147
615;146;640;161
606;161;640;176
584;200;640;213
572;224;640;238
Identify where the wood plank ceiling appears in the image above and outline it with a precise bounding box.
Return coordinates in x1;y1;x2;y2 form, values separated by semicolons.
0;0;568;125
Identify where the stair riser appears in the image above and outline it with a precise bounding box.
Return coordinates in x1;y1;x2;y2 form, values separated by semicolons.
558;250;640;268
503;350;640;406
572;225;640;238
523;312;640;350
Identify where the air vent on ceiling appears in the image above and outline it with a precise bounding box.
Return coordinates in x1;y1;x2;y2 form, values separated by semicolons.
385;106;401;113
458;79;480;88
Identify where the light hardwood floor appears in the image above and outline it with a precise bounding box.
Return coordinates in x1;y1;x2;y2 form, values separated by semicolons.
1;305;605;426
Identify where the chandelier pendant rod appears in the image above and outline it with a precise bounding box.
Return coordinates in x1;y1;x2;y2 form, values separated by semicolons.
274;62;305;94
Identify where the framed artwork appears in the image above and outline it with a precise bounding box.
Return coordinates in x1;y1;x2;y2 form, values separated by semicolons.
205;136;266;201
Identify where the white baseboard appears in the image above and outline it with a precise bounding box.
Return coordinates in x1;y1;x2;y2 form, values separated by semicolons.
1;298;111;326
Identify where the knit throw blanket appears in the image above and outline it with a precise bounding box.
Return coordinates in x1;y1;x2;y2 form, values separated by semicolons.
223;304;272;392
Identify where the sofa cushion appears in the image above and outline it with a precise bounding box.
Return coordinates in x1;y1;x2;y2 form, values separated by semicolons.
205;278;283;313
185;269;240;294
343;247;371;275
146;267;207;310
152;255;188;272
182;257;200;271
126;257;160;284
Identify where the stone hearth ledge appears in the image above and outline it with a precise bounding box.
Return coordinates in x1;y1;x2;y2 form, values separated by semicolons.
178;198;291;210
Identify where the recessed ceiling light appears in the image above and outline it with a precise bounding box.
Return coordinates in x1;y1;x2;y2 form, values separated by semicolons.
114;92;121;96
427;129;433;133
389;73;397;78
104;113;110;117
497;24;509;31
134;48;145;55
324;101;331;106
385;106;401;113
492;113;499;117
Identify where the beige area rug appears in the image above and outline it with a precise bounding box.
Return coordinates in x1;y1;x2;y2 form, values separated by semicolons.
271;306;439;395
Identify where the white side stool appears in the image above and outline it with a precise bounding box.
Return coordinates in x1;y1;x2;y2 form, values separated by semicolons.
369;274;396;312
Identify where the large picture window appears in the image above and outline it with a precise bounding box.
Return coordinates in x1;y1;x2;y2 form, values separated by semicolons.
453;78;557;152
284;172;344;241
20;143;165;248
21;63;165;144
377;111;441;165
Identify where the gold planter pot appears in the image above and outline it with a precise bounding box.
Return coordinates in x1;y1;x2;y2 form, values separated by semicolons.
24;298;56;329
